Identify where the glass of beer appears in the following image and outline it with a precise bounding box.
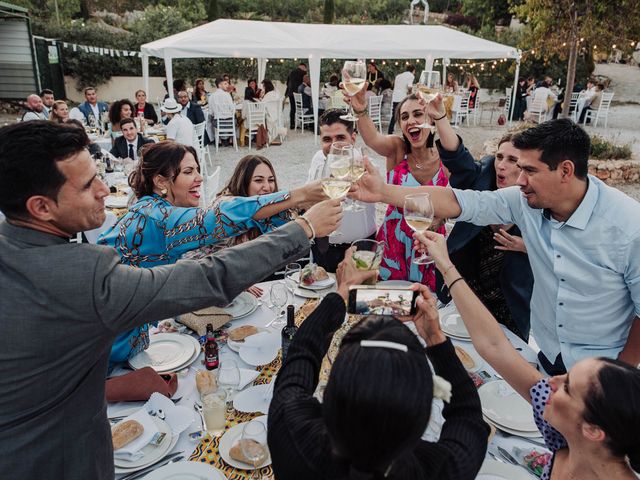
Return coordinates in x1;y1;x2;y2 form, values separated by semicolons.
351;239;384;285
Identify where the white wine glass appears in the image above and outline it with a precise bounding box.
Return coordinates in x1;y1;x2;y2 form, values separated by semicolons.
240;420;268;479
217;360;241;403
326;142;355;212
270;282;289;324
348;147;368;212
340;60;367;121
403;193;435;265
284;263;301;296
321;177;350;236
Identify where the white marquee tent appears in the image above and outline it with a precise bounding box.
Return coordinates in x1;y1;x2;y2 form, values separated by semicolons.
141;19;522;132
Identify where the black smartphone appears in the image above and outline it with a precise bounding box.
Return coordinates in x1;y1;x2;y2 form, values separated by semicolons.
347;285;419;316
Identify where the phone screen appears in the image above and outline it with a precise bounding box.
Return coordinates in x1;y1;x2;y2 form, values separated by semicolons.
347;286;418;316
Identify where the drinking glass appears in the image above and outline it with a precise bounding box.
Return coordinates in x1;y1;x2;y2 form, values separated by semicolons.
403;193;435;265
240;420;269;479
321;177;350;236
284;263;301;295
325;142;353;180
201;389;227;436
351;239;384;285
340;60;367;121
269;282;289;325
217;360;240;403
348;147;367;212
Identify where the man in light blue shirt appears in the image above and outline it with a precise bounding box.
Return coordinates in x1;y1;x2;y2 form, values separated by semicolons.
355;118;640;372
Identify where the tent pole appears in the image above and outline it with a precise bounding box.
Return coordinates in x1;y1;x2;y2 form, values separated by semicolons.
257;58;266;84
509;55;521;125
164;52;174;100
142;53;149;97
442;58;447;88
309;54;321;144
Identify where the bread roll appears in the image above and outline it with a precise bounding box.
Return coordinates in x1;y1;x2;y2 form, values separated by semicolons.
195;370;217;395
454;346;476;370
111;420;144;450
230;439;267;464
228;325;259;341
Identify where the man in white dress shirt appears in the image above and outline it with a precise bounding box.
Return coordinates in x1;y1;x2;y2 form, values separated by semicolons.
388;64;415;134
307;109;377;272
161;98;195;147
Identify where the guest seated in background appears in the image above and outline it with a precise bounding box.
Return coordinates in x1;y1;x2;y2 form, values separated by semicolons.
465;74;480;109
222;73;237;96
192;78;209;105
109;118;154;160
260;79;283;143
437;131;533;341
134;89;158;125
444;72;459;93
298;74;313;113
306;109;377;273
39;88;55;117
268;251;488;480
177;90;205;125
99;142;336;365
416;230;640;480
48;100;69;123
21;94;47;121
78;86;109;126
530;78;558;121
209;77;235;118
161;98;195;147
349;88;451;289
319;74;340;112
378;78;394;124
578;83;604;124
244;78;261;102
108;98;134;138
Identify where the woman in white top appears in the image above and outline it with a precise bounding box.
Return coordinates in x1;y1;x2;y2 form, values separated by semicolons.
161;98;195;147
260;79;283;143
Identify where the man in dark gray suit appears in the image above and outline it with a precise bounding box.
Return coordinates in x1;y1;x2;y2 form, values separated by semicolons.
109;117;154;160
177;90;205;125
0;121;341;480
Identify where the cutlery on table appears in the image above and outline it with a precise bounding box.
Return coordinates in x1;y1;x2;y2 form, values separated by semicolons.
496;429;548;448
193;400;206;431
120;452;184;480
497;446;538;477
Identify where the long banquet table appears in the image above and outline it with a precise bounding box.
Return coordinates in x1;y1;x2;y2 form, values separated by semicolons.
109;278;549;479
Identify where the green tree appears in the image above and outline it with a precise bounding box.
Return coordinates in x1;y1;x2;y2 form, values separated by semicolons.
323;0;335;24
207;0;219;21
513;0;640;116
461;0;511;27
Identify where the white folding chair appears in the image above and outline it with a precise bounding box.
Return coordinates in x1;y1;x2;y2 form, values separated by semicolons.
467;90;482;126
452;92;471;126
527;96;547;124
193;121;212;176
368;95;383;133
568;92;581;121
293;92;315;132
200;165;221;208
245;102;267;149
211;103;238;153
584;92;614;128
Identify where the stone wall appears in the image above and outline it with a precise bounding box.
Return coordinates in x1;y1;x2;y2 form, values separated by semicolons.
588;159;640;185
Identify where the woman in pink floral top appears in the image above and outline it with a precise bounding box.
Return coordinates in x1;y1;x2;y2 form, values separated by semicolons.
418;231;640;480
350;86;459;288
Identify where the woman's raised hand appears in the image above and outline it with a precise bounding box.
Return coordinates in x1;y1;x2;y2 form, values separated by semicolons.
417;91;446;122
350;157;385;203
344;81;369;112
398;283;446;346
412;230;451;272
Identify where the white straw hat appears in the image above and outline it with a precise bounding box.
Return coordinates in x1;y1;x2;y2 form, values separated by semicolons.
161;98;181;113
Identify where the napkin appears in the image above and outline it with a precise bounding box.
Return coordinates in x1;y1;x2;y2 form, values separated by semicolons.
238;368;261;390
106;367;178;403
144;392;194;436
113;409;159;461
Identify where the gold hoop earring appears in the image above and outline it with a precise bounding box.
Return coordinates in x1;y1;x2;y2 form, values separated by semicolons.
160;188;168;198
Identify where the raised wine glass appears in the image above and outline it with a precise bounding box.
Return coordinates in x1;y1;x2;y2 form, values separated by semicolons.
340;60;367;121
403;193;435;265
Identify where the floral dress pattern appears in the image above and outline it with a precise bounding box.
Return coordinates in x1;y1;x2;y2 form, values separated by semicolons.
376;157;448;290
99;192;291;366
530;379;568;479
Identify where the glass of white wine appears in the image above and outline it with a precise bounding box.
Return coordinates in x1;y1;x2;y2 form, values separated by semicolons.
403;193;435;265
321;177;350;237
348;147;368;212
340;60;367;121
326;142;355;211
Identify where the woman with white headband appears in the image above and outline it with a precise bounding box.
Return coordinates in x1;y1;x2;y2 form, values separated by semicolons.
267;248;489;480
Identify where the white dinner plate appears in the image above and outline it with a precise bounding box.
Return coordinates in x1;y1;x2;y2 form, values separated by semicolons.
223;292;259;319
479;380;538;432
114;434;179;474
482;415;543;439
114;417;172;469
440;312;470;339
233;383;272;414
105;195;129;208
129;333;195;373
227;328;266;353
174;335;202;372
293;287;320;299
142;461;227;480
293;272;336;291
218;416;271;470
238;332;280;367
475;459;531;479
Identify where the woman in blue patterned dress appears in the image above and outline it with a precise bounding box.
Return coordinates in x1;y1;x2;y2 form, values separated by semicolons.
99;141;326;366
417;230;640;480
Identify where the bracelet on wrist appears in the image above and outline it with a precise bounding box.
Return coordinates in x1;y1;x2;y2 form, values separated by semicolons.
434;113;447;121
447;276;464;291
298;215;316;241
353;107;368;118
